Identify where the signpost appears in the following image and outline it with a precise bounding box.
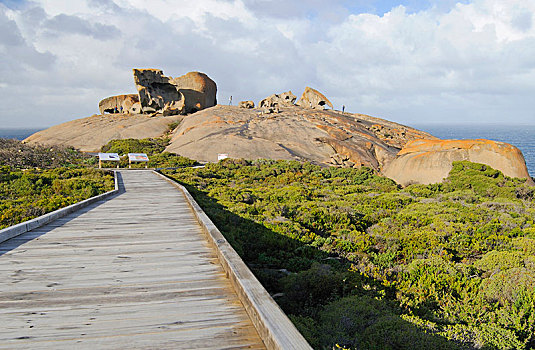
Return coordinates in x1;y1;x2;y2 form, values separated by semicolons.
98;153;120;168
128;153;149;168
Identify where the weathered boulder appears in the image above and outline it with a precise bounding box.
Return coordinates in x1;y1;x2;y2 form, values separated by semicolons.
259;91;296;108
133;69;182;114
132;69;217;115
382;139;534;186
239;100;255;109
98;94;140;114
165;105;435;168
171;71;217;112
296;87;333;109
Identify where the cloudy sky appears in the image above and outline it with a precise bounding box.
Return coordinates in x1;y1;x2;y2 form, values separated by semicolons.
1;0;534;128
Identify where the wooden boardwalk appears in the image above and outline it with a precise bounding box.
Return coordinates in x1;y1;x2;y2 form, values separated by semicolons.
0;170;265;349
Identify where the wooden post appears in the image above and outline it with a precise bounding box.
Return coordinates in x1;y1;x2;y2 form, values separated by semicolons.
99;159;102;169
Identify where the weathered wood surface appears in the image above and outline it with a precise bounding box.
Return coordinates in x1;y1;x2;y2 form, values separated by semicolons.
158;174;312;350
0;170;265;349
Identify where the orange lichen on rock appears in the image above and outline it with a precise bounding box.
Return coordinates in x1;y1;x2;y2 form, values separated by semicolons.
398;139;519;156
315;124;352;141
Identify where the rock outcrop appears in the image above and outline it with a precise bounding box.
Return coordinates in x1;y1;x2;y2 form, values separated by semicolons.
382;139;534;186
296;87;333;110
98;94;140;114
133;69;185;115
239;100;255;109
259;91;297;108
165;105;434;169
170;71;217;112
28;67;532;185
24;114;182;152
99;69;217;116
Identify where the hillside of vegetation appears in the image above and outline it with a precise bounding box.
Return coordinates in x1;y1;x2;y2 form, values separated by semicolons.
0;139;114;229
163;160;535;350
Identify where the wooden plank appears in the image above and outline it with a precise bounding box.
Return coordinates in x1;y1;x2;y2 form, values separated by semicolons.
157;172;313;350
0;170;265;349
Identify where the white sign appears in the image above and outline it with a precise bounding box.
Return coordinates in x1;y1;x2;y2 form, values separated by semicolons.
128;153;149;162
218;153;229;161
98;153;120;161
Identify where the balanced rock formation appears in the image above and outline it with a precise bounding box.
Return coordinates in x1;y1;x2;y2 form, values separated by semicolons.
98;94;140;115
132;69;216;115
165;105;434;169
259;91;297;109
296;87;333;109
382;139;534;186
170;71;217;112
24;114;182;152
133;69;183;114
100;69;217;116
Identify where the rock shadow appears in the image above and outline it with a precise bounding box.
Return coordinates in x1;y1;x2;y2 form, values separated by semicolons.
178;182;472;350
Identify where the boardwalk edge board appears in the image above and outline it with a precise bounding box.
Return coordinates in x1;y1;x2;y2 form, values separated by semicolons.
0;171;119;244
156;171;312;350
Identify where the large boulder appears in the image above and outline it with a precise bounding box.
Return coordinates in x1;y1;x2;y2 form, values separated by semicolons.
98;94;140;114
259;91;297;108
133;69;182;114
132;69;216;115
171;71;217;112
382;139;534;186
296;87;333;109
165;105;435;168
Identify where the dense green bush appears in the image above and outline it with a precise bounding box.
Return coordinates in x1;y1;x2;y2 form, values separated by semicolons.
0;139;93;168
0;166;114;229
164;159;535;349
100;137;169;156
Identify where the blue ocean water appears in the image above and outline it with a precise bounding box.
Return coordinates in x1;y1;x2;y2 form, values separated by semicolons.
0;128;43;141
414;124;535;177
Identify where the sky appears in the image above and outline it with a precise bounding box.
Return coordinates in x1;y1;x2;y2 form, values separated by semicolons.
0;0;534;128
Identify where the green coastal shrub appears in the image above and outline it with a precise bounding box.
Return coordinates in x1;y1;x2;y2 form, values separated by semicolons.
474;250;525;273
100;137;169;156
480;267;535;304
0;139;92;168
163;159;535;349
0;167;114;229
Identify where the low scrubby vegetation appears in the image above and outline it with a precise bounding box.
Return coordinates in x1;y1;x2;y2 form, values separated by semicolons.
0;139;114;229
0;138;94;168
163;160;535;350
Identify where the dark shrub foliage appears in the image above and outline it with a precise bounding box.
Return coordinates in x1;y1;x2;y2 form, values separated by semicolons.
164;159;535;349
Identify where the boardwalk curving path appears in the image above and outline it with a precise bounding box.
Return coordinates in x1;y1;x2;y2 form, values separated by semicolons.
0;170;265;349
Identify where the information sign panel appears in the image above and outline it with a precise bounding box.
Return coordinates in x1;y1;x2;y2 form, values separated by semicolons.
128;153;149;162
218;153;229;161
98;153;120;161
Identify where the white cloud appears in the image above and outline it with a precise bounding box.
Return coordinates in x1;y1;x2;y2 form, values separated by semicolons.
0;0;534;127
